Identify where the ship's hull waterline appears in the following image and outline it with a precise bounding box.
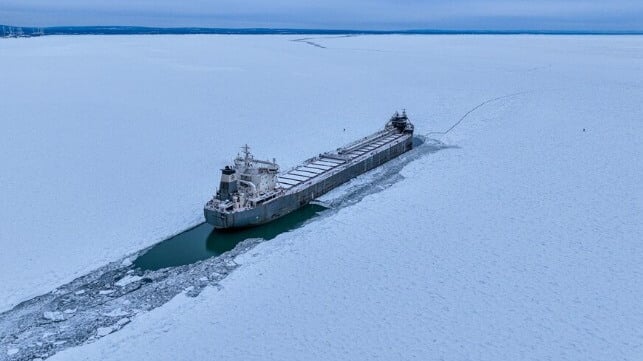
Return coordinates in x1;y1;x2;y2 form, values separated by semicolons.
205;130;413;229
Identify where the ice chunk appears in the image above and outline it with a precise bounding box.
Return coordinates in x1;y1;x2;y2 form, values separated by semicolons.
103;308;128;317
96;327;114;337
115;275;142;287
43;311;65;322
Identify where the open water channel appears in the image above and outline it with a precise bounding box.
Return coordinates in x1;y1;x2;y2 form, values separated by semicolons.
134;204;327;271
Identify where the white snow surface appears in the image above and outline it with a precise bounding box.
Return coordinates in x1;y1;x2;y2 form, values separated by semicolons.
2;35;642;360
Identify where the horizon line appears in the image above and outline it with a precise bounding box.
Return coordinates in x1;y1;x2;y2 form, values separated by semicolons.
1;24;642;36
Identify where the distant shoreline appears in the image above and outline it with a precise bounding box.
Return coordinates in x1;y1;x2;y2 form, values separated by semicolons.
1;25;642;38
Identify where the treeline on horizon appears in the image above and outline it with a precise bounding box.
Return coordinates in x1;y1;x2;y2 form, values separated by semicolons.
1;25;642;37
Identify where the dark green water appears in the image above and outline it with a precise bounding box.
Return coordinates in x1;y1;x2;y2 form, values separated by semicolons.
134;204;327;271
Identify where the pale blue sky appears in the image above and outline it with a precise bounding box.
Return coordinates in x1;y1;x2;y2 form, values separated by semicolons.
1;0;642;30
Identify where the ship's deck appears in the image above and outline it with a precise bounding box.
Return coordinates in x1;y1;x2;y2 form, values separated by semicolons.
276;130;408;190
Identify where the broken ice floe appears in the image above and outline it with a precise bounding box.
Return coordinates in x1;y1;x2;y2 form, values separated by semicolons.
1;238;261;361
43;311;65;322
115;275;142;287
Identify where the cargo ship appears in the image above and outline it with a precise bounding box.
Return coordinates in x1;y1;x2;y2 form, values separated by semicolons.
204;111;414;229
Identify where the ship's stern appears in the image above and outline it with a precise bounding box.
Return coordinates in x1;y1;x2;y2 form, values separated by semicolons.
204;206;230;229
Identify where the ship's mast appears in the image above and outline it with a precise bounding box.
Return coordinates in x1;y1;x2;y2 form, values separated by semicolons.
242;144;252;167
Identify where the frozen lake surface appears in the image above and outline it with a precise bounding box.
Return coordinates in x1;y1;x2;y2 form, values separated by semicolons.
1;35;642;360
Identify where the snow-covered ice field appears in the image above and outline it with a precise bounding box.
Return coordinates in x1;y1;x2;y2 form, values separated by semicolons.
1;35;642;360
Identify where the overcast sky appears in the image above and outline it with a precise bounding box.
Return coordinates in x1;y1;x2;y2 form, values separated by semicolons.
1;0;642;31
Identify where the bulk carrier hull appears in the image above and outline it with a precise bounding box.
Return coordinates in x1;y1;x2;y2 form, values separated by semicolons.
205;125;413;229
